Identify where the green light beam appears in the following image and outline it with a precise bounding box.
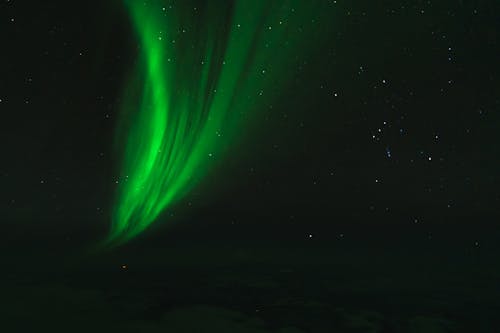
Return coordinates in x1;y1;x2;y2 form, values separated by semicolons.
108;0;332;246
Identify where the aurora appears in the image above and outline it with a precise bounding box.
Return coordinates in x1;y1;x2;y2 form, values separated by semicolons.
108;0;331;246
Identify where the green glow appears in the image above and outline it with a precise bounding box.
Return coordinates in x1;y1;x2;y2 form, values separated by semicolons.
109;0;331;245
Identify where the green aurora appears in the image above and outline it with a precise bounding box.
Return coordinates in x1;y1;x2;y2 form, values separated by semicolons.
109;0;332;245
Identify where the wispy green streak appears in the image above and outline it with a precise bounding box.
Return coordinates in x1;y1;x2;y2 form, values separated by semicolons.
109;0;331;245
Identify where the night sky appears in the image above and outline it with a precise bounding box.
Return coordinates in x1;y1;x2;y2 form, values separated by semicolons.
1;1;499;332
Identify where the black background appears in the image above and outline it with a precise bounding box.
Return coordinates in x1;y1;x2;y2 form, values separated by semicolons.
1;1;499;332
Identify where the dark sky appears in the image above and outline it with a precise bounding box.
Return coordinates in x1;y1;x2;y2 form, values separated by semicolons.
2;0;498;238
1;1;499;331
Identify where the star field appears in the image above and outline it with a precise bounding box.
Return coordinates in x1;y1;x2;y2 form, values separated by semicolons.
0;0;499;331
